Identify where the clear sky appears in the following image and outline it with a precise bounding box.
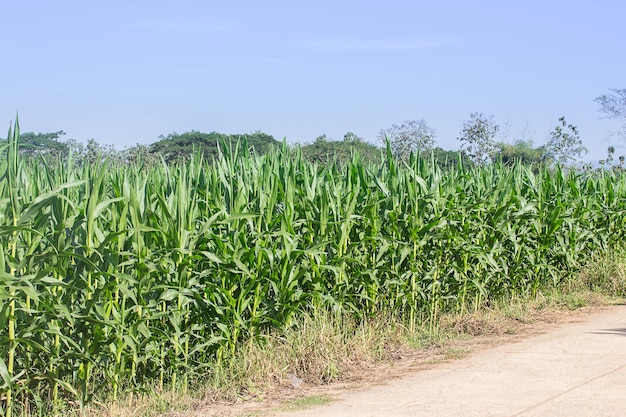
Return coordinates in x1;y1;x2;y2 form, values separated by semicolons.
2;0;625;160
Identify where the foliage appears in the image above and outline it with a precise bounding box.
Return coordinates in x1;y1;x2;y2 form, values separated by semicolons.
599;146;625;170
149;130;279;163
430;147;474;170
121;143;161;168
457;113;500;164
377;119;436;159
301;134;382;166
1;131;125;166
342;131;362;143
3;120;626;414
12;130;70;161
545;117;587;165
67;138;123;165
495;140;549;169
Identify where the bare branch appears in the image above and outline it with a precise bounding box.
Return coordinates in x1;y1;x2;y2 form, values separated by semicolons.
594;88;626;124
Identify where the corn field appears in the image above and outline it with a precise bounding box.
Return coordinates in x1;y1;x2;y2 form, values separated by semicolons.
1;120;626;415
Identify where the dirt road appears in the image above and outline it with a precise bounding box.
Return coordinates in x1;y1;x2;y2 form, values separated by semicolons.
271;305;626;417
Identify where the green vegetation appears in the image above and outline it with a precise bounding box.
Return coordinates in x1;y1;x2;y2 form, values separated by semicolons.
546;117;587;165
300;133;382;166
457;113;501;164
13;131;69;161
1;117;626;416
9;113;595;171
148;130;280;163
2;129;281;167
495;140;548;168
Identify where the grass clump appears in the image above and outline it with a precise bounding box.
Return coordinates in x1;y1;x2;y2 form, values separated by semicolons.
578;250;626;297
278;395;333;412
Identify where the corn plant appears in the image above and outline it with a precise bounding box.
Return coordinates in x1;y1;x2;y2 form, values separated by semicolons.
2;123;626;415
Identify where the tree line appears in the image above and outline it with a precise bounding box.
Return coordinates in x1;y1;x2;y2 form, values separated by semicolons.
7;88;626;170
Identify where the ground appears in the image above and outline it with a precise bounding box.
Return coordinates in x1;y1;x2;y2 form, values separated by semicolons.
172;302;626;417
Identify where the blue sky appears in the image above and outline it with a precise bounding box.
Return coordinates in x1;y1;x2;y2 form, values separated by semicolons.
2;0;625;160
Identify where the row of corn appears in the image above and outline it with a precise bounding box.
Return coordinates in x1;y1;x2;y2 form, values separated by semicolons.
1;120;625;415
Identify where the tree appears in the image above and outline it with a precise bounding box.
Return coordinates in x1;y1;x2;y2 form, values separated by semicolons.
123;144;160;168
301;135;381;166
15;130;69;161
85;138;120;164
343;131;363;143
594;88;626;134
431;147;474;170
149;130;279;163
314;134;328;143
377;119;436;159
495;140;548;168
600;146;615;167
599;146;625;170
545;117;587;166
458;113;499;164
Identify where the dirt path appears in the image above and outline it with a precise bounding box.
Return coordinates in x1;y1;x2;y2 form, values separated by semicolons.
267;305;626;417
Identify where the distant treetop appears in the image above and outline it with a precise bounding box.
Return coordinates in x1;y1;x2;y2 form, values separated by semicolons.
149;130;280;163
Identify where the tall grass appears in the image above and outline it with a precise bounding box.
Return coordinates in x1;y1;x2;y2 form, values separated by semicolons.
1;120;626;415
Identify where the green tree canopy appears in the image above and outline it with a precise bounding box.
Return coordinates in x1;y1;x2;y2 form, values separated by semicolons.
12;130;70;160
301;134;382;166
430;147;474;170
495;140;548;168
149;130;280;163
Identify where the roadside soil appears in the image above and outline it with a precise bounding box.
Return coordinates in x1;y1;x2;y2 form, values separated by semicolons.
179;303;626;417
